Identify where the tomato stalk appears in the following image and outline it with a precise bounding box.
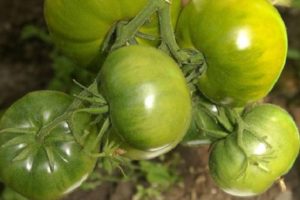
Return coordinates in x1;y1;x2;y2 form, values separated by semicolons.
105;0;206;75
158;3;205;69
37;80;109;144
111;0;165;50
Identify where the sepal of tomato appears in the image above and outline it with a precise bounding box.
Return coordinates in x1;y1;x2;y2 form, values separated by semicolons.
209;104;300;196
181;96;224;146
100;45;191;152
176;0;287;106
0;91;99;200
44;0;181;67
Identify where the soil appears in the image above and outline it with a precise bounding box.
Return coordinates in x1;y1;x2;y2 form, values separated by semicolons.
0;1;300;200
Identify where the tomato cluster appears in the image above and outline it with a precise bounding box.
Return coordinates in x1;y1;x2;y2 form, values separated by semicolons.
0;0;299;199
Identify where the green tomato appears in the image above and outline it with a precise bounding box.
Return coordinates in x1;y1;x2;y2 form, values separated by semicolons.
100;45;191;155
209;104;300;196
176;0;287;106
0;91;99;200
44;0;181;67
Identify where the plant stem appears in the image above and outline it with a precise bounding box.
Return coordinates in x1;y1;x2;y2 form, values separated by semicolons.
158;2;206;78
91;117;110;150
158;4;180;58
37;79;105;141
111;0;166;50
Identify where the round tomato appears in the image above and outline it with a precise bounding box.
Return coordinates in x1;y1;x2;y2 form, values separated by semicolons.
99;45;191;155
44;0;181;67
176;0;287;107
209;104;300;196
0;91;99;200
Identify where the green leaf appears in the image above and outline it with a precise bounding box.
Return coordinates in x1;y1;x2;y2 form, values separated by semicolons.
20;25;52;44
133;185;163;200
0;187;28;200
139;161;177;188
292;0;300;7
288;48;300;60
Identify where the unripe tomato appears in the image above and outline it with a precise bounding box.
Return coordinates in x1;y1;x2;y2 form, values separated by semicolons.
44;0;181;67
0;91;99;200
176;0;287;106
100;46;191;156
209;104;300;196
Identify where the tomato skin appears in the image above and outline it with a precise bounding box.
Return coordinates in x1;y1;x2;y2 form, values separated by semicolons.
44;0;181;67
100;45;191;154
176;0;287;107
209;104;300;196
0;91;99;200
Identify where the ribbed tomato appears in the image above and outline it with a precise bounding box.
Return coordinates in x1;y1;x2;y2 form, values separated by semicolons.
0;91;99;200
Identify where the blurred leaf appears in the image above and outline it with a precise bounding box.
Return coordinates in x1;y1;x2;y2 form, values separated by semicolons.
288;48;300;60
47;50;94;93
0;187;28;200
133;185;163;200
292;0;300;7
20;24;95;93
20;25;52;44
0;110;5;119
139;160;178;189
271;0;292;6
80;169;103;191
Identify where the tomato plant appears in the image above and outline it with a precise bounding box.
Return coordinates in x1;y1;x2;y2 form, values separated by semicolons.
0;91;99;200
99;45;191;157
209;104;300;196
176;0;287;106
1;0;299;199
181;95;229;146
44;0;181;67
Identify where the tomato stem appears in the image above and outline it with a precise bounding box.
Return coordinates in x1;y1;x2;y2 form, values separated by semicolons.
37;80;108;141
158;2;206;72
91;117;110;151
158;3;181;58
36;112;73;141
107;0;207;77
111;0;165;50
